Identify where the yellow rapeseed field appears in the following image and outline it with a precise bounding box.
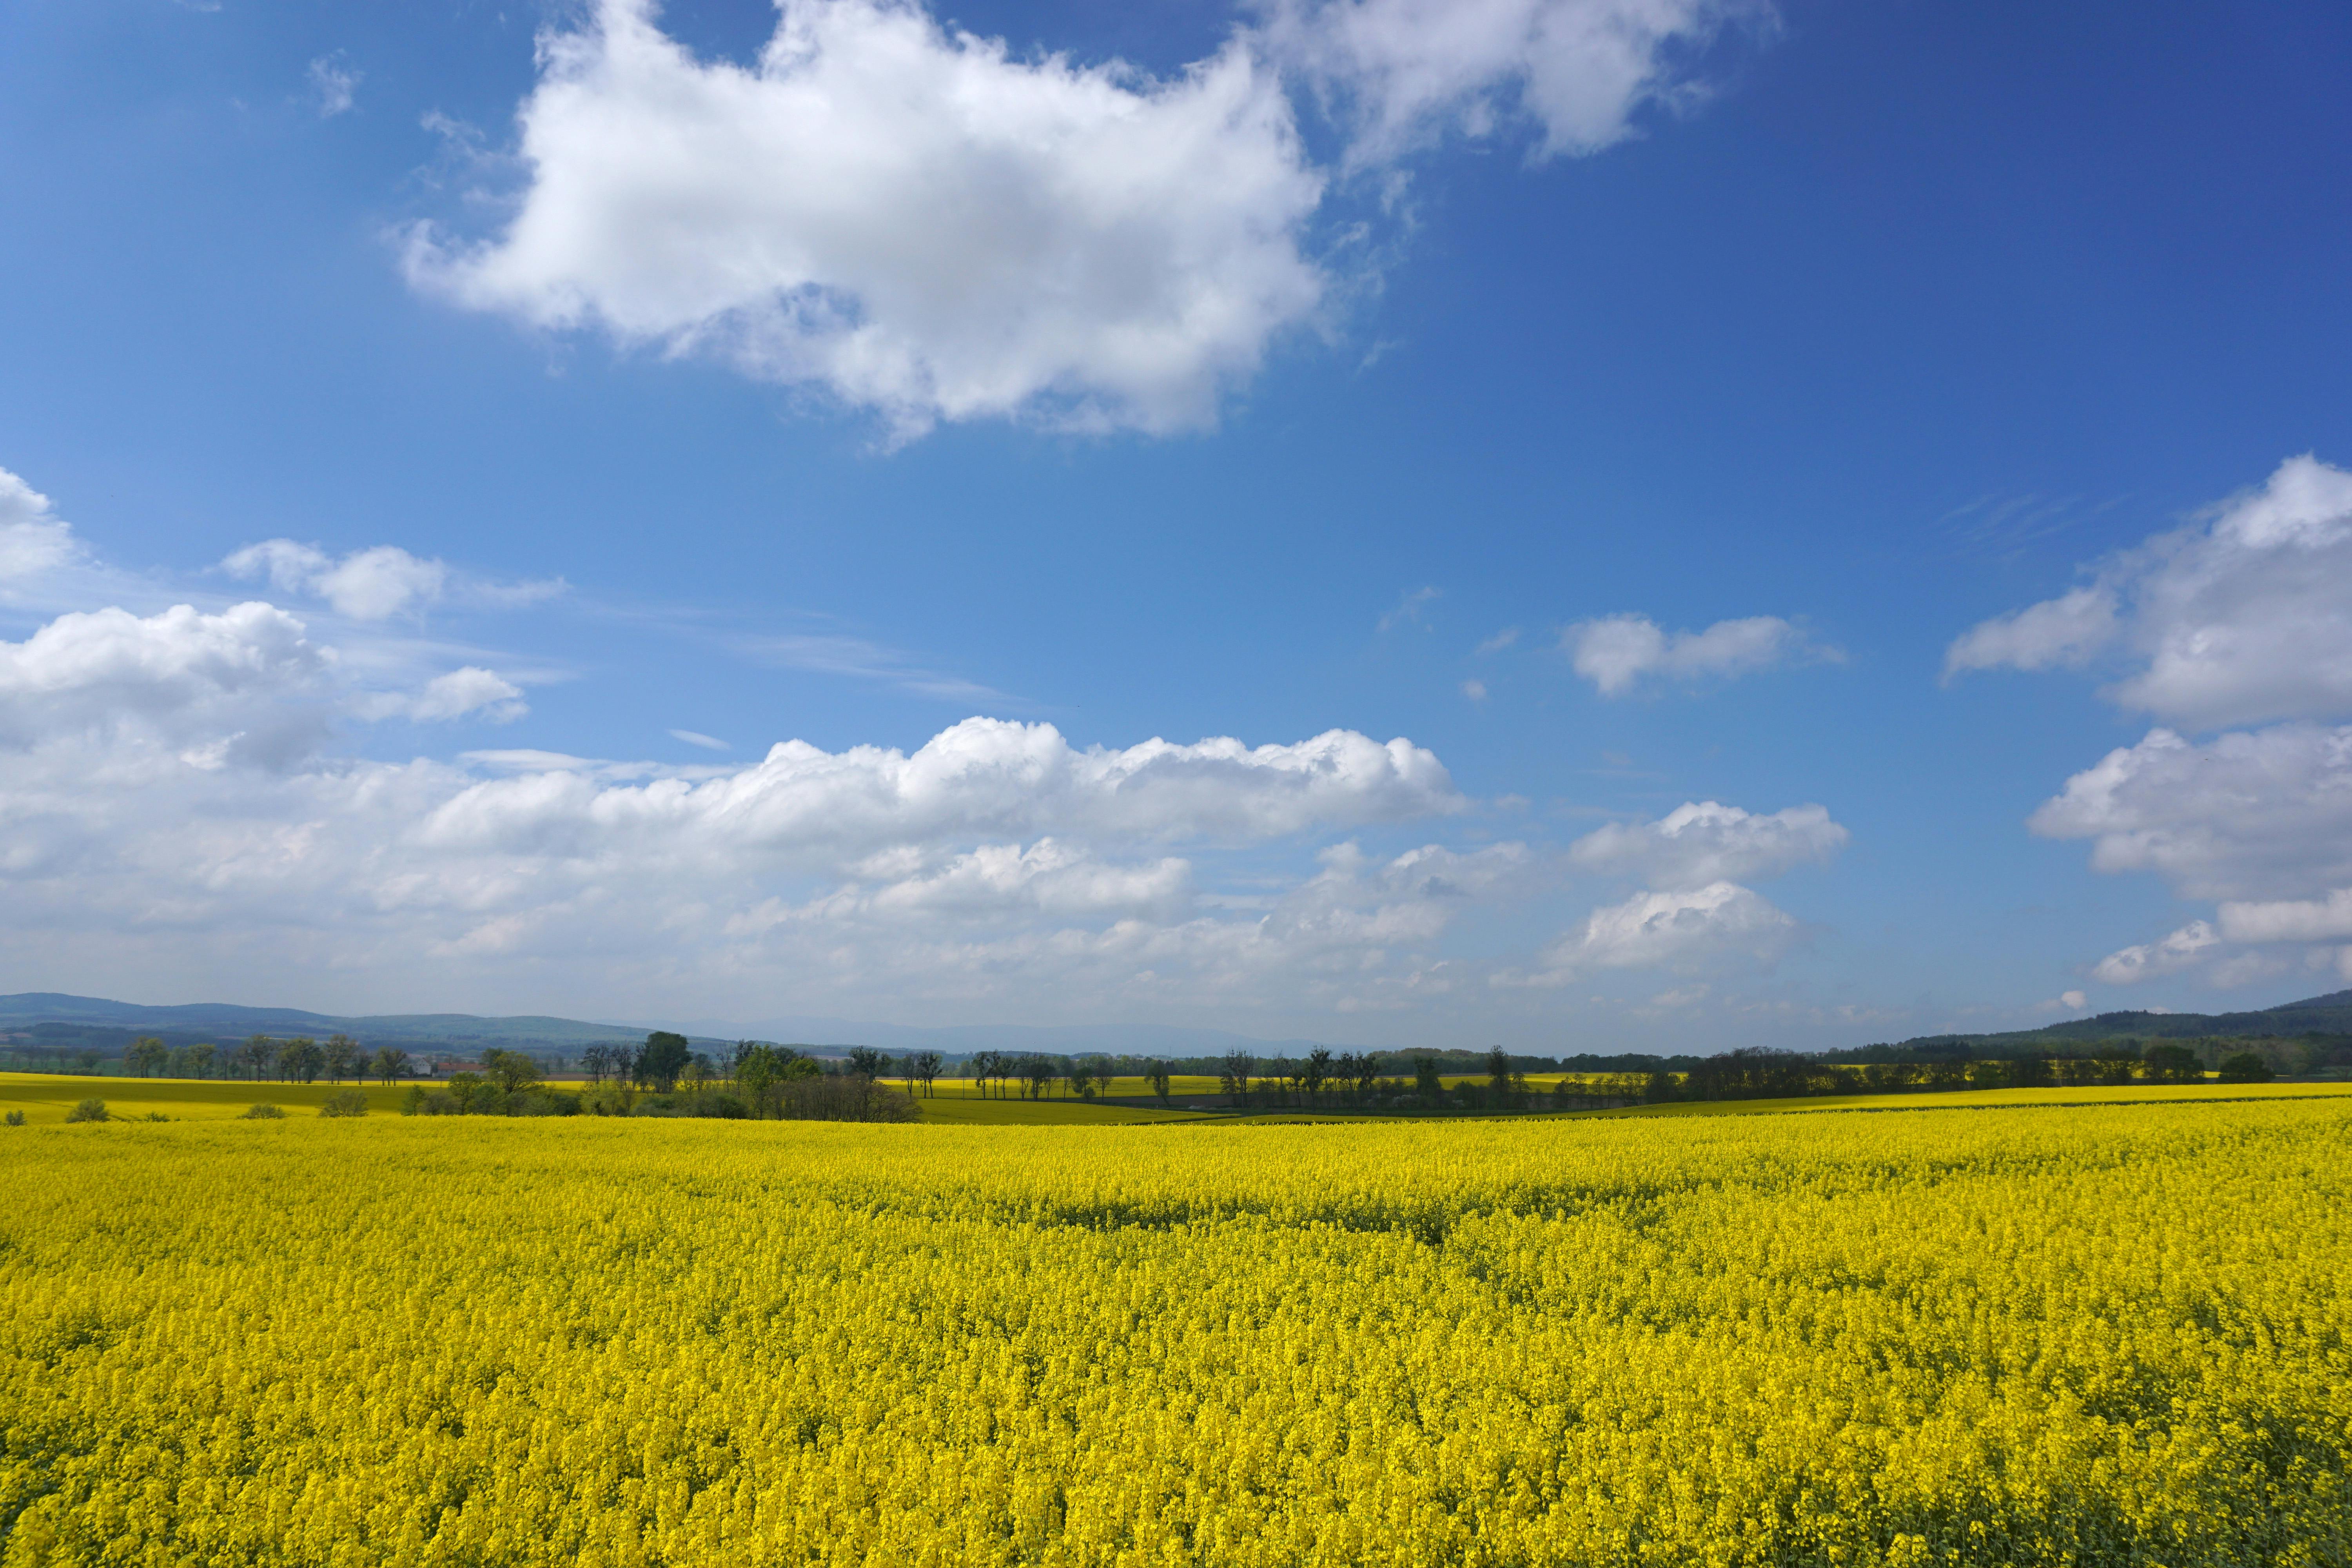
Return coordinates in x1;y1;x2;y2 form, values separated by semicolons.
2;1101;2347;1566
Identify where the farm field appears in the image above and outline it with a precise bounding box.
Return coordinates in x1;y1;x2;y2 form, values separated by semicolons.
4;1100;2348;1565
0;1072;416;1122
6;1071;2350;1127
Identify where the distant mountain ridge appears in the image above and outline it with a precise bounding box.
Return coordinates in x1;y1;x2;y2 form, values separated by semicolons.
0;993;681;1053
0;993;1354;1062
1895;989;2352;1051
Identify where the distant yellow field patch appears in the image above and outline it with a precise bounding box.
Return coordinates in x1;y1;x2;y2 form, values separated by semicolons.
0;1072;410;1123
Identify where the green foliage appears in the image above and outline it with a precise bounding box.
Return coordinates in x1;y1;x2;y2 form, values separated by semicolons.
2143;1043;2205;1082
62;1100;107;1123
318;1090;369;1118
579;1082;633;1117
4;1110;22;1127
2217;1051;2274;1083
481;1049;543;1095
237;1103;285;1120
638;1031;692;1092
275;1037;325;1084
1414;1056;1443;1101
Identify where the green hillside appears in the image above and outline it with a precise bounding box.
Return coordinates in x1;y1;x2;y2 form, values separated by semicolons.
1867;989;2352;1056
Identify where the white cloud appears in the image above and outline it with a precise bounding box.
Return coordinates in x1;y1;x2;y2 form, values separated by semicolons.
670;729;730;751
2090;887;2352;990
1569;799;1847;887
2215;887;2352;944
308;54;360;118
412;717;1462;867
2039;720;2352;988
1461;678;1487;702
0;602;331;767
0;663;1508;1017
2033;989;2089;1011
737;836;1196;926
1474;626;1520;655
1942;586;2117;679
1975;457;2352;993
222;539;563;621
0;467;82;584
1563;612;1832;696
1526;881;1798;977
1946;455;2352;730
406;0;1771;441
407;0;1327;439
2092;920;2218;985
0;467;1566;1025
354;667;528;724
0;600;534;766
1261;0;1770;167
225;541;449;621
2029;723;2352;904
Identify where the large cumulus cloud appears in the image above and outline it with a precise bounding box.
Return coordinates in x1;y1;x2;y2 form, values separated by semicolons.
407;0;1764;438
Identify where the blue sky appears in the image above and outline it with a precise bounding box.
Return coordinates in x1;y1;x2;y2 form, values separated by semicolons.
1;0;2348;1047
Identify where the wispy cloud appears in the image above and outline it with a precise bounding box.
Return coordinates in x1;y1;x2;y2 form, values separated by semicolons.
1474;626;1519;655
670;728;730;751
1378;585;1439;633
1563;613;1841;697
307;54;360;118
736;633;1013;703
1938;491;2131;563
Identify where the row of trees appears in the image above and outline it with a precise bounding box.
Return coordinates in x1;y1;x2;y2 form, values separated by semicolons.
564;1038;920;1122
117;1034;415;1084
579;1034;697;1093
1607;1043;2270;1106
935;1041;2279;1118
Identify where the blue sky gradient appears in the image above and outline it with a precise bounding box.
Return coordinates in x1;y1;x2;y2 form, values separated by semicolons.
1;0;2347;1047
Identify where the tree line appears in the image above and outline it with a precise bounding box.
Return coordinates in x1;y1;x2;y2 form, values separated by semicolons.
113;1034;417;1084
408;1036;918;1123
